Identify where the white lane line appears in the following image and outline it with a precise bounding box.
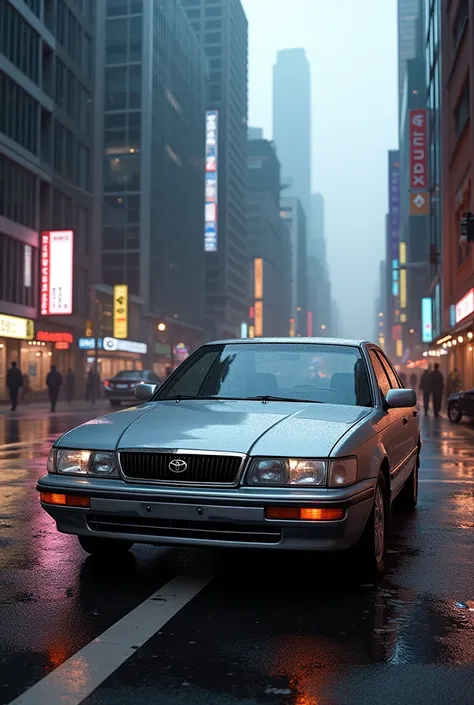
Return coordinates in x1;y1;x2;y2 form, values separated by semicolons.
8;573;213;705
419;479;474;484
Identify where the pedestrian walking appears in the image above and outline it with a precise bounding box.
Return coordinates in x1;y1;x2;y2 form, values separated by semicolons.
21;373;31;404
85;368;99;404
431;363;444;418
419;365;432;416
46;365;63;412
6;361;23;411
65;368;75;403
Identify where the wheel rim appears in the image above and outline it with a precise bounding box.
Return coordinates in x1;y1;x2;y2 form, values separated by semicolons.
374;487;385;564
449;406;459;421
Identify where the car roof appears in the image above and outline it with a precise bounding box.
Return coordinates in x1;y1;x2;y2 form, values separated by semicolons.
205;337;369;347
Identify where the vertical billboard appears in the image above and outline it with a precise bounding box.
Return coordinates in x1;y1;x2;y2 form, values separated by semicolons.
388;151;400;263
204;110;218;252
421;298;433;343
40;230;74;315
113;285;128;339
254;258;263;299
409;109;429;216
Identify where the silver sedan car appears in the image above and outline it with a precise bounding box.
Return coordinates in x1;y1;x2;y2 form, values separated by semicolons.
38;339;420;580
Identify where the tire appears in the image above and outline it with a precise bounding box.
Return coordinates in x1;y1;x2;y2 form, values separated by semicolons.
448;403;462;424
110;400;121;408
355;473;388;582
78;535;134;557
397;453;419;510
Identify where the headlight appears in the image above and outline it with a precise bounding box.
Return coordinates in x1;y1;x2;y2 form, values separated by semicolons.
55;450;118;477
328;457;358;488
246;458;327;486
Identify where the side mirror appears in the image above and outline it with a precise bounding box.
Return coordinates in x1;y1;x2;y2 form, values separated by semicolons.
134;383;156;402
385;388;417;409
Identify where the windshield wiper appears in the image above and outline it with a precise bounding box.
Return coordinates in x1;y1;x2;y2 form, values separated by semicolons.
159;395;241;402
245;395;322;403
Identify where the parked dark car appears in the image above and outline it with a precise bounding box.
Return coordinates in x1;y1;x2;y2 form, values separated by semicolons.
104;370;161;407
447;388;474;423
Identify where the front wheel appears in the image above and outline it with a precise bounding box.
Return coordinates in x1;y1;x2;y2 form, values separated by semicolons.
448;403;462;424
78;536;134;556
355;473;388;582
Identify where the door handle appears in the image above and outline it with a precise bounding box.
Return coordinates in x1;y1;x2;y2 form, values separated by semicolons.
403;417;408;425
413;410;418;418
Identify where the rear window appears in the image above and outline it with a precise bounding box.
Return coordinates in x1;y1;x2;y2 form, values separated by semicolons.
114;370;143;378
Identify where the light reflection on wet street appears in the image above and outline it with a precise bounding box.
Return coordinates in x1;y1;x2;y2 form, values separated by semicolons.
0;409;473;705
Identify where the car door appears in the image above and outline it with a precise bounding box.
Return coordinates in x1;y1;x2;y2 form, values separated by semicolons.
459;388;474;416
368;350;406;479
377;351;418;495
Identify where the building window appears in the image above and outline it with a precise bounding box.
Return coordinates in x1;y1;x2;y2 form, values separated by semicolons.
106;18;127;64
0;2;40;84
129;16;142;61
0;153;37;230
0;72;39;155
104;154;140;192
454;82;470;137
205;32;221;43
0;231;37;308
105;66;127;109
106;0;128;16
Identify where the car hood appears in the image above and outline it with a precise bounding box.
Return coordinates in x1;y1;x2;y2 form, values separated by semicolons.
56;400;372;457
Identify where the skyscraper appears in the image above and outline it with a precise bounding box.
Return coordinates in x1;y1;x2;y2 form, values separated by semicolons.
181;0;249;340
397;0;422;117
272;48;311;224
0;0;99;397
100;0;207;366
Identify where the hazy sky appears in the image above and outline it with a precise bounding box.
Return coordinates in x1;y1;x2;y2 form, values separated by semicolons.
241;0;398;340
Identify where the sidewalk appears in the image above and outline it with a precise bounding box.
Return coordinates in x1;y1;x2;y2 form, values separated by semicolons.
0;399;110;417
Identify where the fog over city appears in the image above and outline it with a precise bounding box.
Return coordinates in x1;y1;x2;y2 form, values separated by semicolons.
243;0;398;340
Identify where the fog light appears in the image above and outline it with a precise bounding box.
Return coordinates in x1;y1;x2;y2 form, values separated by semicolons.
266;507;300;520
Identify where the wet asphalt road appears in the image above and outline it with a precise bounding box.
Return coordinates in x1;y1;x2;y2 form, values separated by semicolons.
0;407;473;705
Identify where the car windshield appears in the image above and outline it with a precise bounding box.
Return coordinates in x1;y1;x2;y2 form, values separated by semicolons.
114;371;144;378
156;343;372;406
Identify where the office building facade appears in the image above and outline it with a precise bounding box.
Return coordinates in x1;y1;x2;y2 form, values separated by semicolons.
273;48;311;224
0;0;99;397
280;197;307;336
398;0;423;117
246;138;291;337
101;0;207;371
181;0;249;340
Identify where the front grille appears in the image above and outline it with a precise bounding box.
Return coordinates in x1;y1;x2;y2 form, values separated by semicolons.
87;514;281;545
119;452;243;485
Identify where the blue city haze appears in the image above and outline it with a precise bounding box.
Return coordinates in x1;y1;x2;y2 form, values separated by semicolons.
242;0;398;340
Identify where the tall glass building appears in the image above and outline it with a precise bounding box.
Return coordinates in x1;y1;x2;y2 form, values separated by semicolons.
181;0;249;340
101;0;207;361
0;0;99;396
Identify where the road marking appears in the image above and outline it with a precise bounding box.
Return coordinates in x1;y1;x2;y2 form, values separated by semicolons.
7;573;212;705
419;479;474;484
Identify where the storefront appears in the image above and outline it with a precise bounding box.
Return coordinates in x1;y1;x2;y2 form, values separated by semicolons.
0;313;34;401
20;330;76;394
429;288;474;390
78;337;147;381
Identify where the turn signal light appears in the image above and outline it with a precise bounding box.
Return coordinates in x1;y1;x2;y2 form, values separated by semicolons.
40;493;90;508
266;507;344;521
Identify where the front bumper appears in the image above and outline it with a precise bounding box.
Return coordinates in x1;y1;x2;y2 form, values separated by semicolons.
37;475;376;552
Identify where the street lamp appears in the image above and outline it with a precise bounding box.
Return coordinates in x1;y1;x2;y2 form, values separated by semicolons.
157;322;166;332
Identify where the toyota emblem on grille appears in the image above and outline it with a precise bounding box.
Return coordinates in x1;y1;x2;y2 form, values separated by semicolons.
168;459;187;473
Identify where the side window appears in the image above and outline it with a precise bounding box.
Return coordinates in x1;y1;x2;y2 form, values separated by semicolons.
376;352;400;389
369;350;391;398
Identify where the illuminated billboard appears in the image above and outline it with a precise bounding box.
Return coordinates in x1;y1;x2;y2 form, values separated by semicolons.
421;298;433;343
204;111;218;252
40;230;74;315
113;285;128;339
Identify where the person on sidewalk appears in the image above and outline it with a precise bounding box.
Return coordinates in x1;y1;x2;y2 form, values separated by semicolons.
431;363;445;418
65;369;75;403
46;365;63;412
419;365;432;416
6;362;23;411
